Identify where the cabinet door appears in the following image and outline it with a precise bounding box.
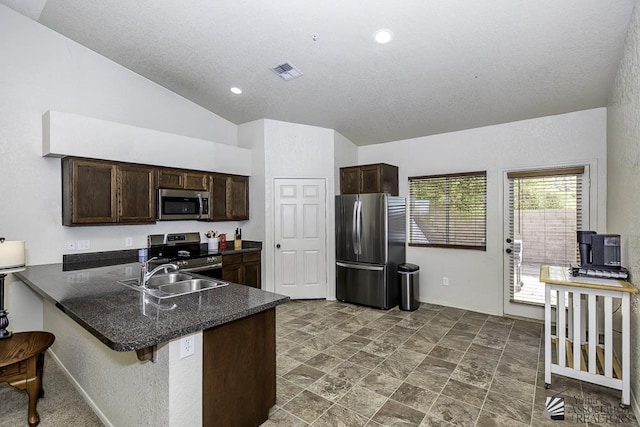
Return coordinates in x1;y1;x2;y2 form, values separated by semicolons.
63;158;117;224
242;253;261;289
209;174;228;220
184;172;208;191
118;165;156;223
340;166;361;194
226;176;249;220
222;264;242;284
156;168;184;189
360;164;383;193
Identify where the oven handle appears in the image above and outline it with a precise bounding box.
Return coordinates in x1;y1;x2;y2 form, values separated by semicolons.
180;264;223;273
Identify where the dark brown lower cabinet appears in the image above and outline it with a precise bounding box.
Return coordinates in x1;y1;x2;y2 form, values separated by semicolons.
203;308;275;427
222;252;261;289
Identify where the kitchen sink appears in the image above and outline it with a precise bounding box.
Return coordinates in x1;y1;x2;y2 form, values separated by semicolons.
146;273;193;288
118;276;228;299
156;279;228;297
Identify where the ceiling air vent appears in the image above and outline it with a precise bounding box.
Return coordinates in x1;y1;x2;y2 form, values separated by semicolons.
271;61;303;81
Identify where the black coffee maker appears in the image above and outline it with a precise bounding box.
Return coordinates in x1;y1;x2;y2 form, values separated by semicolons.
577;231;621;268
574;231;628;279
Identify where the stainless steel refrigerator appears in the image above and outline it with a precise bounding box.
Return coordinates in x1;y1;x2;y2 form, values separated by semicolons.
335;193;406;309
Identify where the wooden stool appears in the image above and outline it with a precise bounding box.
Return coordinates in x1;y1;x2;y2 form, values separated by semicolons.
0;331;55;426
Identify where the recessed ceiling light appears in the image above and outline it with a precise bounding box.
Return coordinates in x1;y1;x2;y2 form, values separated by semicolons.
374;29;393;44
230;87;242;95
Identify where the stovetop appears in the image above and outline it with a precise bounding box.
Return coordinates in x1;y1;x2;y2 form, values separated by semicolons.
147;232;222;269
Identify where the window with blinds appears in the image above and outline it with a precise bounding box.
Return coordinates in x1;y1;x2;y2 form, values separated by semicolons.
408;171;487;250
507;166;585;305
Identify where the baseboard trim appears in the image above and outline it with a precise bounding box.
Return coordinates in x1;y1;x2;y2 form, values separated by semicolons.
47;349;114;427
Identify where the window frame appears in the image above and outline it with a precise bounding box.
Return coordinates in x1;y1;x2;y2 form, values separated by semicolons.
408;170;487;251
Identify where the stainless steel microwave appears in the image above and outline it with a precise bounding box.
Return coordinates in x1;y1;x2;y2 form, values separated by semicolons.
157;188;210;220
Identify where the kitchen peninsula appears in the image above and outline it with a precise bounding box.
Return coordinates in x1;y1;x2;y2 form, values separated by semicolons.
15;261;288;426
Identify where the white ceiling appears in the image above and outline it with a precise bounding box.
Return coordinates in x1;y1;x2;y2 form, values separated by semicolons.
2;0;636;145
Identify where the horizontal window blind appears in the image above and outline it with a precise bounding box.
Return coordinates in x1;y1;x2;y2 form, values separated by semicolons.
409;171;486;250
508;167;584;305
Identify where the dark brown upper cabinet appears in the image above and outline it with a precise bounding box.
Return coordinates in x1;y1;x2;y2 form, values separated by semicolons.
63;157;248;225
63;158;156;225
117;164;155;223
63;158;117;225
157;168;207;191
209;174;249;221
340;163;399;195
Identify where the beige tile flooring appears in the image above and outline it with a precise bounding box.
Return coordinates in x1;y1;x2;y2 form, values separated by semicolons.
263;300;638;426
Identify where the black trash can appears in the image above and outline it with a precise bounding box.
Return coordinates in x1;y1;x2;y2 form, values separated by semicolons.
398;263;420;311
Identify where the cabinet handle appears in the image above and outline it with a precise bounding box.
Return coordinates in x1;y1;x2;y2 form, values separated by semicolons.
276;244;281;249
505;248;513;254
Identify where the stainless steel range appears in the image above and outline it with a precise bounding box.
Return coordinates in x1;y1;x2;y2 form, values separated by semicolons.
147;232;222;278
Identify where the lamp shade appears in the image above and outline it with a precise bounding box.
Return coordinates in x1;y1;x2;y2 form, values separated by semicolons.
0;240;25;272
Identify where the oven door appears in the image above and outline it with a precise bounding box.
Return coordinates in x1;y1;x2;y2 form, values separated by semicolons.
157;189;210;220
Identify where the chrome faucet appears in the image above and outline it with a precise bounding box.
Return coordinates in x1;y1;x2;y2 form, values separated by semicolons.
139;257;179;289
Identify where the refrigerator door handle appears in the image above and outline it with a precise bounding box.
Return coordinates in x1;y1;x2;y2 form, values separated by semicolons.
351;200;358;255
336;262;385;271
356;200;362;255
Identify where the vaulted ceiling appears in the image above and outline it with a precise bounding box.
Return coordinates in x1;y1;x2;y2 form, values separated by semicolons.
2;0;635;145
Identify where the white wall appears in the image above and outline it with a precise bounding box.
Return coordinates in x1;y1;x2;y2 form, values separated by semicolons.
260;120;338;298
607;0;640;415
0;6;247;331
334;131;358;194
359;108;608;315
238;120;267;285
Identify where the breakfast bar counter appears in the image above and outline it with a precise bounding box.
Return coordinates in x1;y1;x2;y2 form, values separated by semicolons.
15;262;288;352
14;262;289;426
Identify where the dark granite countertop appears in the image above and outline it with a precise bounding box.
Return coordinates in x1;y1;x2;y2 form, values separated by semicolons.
15;262;288;352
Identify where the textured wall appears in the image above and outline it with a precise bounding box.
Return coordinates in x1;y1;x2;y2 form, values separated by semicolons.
607;0;640;415
359;108;608;316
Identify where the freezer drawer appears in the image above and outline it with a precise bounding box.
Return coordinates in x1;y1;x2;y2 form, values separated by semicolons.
336;262;392;309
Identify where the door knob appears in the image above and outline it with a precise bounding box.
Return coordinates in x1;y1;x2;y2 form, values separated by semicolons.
276;244;281;249
505;248;512;254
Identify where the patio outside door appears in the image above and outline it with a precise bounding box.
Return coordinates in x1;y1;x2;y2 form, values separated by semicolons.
503;166;587;320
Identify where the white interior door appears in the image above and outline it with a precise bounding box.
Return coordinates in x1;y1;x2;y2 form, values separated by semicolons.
274;178;327;299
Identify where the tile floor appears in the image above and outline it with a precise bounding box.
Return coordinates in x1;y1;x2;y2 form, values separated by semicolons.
263;300;638;426
1;299;637;426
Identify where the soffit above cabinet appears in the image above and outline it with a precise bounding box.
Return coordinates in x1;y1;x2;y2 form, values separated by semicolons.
43;110;252;176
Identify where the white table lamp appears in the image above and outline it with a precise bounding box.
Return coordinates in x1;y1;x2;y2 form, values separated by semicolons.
0;238;26;339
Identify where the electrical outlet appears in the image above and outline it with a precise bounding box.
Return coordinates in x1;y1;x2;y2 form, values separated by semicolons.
77;240;91;250
180;336;195;359
443;277;449;286
67;240;76;250
125;237;133;247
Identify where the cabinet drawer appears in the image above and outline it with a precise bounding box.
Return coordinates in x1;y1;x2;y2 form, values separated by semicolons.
0;361;25;380
242;252;261;263
223;253;243;266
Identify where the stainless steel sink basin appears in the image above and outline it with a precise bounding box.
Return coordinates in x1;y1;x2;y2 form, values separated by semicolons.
146;273;193;288
156;278;228;297
118;276;229;299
